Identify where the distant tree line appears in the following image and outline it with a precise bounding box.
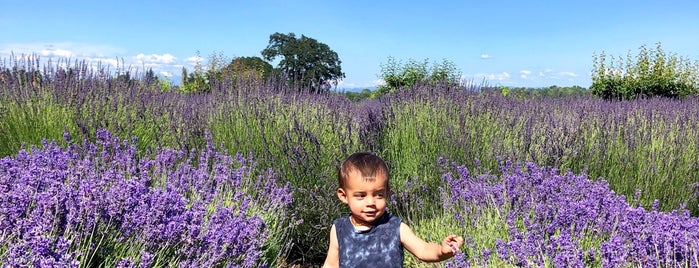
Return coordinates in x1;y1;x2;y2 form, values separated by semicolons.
495;85;590;98
342;85;590;102
5;38;697;100
179;51;276;93
179;32;344;94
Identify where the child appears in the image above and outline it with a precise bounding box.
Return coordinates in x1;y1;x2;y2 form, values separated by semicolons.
322;152;464;267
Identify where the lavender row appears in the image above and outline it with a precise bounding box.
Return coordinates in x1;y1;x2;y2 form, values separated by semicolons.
0;130;293;267
381;87;699;214
441;159;699;267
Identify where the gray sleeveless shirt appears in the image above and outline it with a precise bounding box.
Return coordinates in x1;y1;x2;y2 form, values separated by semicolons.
334;211;404;267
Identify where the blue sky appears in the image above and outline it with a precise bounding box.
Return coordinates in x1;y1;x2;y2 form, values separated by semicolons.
1;0;698;90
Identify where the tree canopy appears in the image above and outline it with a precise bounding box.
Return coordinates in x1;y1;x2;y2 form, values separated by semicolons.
261;32;345;93
222;56;274;84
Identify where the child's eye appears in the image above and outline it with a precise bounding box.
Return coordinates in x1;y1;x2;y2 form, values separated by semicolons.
376;193;385;199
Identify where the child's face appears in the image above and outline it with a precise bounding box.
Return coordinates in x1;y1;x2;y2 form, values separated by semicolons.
337;168;388;225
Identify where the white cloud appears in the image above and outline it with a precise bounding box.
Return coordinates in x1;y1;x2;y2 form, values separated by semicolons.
537;69;579;79
480;54;491;59
39;48;73;58
337;78;382;89
462;72;511;84
86;57;120;67
475;72;510;81
186;56;203;64
464;66;586;87
559;71;578;77
0;42;125;58
135;53;177;64
0;42;189;79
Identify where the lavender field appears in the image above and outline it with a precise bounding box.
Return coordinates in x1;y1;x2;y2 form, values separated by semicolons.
2;58;699;267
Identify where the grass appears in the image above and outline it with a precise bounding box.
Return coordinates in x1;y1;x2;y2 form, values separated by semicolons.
0;96;78;156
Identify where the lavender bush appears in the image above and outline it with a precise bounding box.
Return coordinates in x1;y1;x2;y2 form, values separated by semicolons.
433;159;699;267
0;129;293;267
382;87;699;215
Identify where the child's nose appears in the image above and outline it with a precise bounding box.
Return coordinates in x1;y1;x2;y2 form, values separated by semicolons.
366;196;375;205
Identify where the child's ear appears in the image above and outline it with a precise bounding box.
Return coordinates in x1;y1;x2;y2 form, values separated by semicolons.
337;188;349;204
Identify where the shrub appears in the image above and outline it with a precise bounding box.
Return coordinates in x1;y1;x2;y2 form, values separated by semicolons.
591;42;699;100
377;57;462;95
0;130;295;267
437;160;699;267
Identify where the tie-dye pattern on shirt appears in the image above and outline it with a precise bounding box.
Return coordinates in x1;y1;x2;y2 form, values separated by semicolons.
334;211;404;267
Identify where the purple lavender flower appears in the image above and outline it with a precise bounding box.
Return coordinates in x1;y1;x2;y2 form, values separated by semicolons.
445;252;469;268
441;160;699;267
0;130;293;266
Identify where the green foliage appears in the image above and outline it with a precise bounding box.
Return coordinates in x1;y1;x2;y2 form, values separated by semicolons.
591;42;699;100
157;76;175;92
179;52;210;93
180;53;276;94
343;88;376;102
261;32;345;93
407;204;512;267
221;56;274;84
180;51;230;93
377;57;462;95
180;70;209;93
498;85;590;99
381;98;455;193
0;99;78;156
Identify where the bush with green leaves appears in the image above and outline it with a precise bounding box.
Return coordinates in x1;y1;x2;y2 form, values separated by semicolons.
499;85;590;99
377;57;462;95
591;42;699;100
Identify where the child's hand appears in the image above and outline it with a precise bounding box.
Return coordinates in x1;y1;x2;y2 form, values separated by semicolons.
441;234;464;256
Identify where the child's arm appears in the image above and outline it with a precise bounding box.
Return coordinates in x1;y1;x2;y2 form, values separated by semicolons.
400;222;464;262
322;224;340;268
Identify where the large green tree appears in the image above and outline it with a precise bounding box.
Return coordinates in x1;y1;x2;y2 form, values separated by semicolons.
261;32;345;93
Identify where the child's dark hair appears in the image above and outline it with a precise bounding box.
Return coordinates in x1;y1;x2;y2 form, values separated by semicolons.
338;152;390;189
